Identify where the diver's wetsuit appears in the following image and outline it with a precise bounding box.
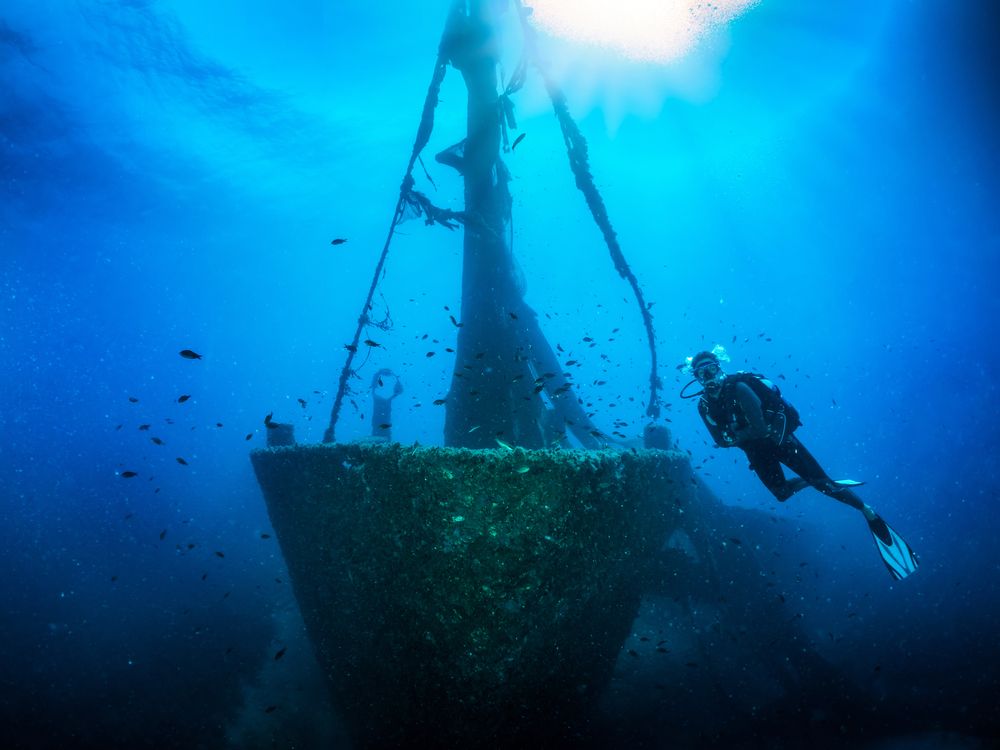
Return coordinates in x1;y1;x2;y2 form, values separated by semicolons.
699;377;865;511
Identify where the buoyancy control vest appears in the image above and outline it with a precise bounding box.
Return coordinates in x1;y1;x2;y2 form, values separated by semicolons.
699;372;801;445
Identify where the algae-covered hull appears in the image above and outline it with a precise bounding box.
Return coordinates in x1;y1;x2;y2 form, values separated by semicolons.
251;442;687;748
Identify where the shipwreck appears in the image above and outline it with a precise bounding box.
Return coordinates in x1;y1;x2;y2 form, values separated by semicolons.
251;2;848;747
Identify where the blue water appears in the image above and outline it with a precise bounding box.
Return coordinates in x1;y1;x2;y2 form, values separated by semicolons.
2;1;998;747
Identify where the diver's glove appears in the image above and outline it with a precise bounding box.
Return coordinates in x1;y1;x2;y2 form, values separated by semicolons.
718;434;737;448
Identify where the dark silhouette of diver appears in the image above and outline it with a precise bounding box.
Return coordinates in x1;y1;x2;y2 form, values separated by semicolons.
681;346;919;580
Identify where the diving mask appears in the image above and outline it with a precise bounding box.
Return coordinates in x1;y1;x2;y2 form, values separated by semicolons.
694;362;721;383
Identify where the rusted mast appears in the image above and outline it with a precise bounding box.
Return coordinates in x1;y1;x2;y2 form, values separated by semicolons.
442;0;601;449
443;0;538;448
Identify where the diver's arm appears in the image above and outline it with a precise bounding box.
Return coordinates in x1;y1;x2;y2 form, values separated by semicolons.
732;382;769;442
698;400;731;447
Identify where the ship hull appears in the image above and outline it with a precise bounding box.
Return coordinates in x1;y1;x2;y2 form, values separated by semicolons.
251;442;686;748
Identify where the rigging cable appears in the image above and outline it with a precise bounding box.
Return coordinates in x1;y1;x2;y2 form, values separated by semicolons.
513;0;662;419
324;0;466;442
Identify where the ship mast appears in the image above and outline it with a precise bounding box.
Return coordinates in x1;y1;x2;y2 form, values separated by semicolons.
443;0;601;448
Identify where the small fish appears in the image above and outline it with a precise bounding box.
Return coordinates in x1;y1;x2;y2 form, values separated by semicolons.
511;132;526;150
363;339;380;348
344;343;357;353
297;398;306;408
426;351;435;358
495;438;513;451
728;537;742;545
330;238;347;245
176;457;188;466
656;647;669;653
378;423;391;430
274;646;287;660
260;533;271;539
245;433;253;441
216;422;224;427
128;396;139;403
201;573;208;581
264;412;276;429
509;311;518;320
111;575;118;582
215;551;225;558
515;466;530;474
177;394;191;403
151;437;164;445
179;349;202;360
159;529;167;540
449;315;463;328
433;399;447;406
627;649;639;658
120;471;138;478
264;705;278;714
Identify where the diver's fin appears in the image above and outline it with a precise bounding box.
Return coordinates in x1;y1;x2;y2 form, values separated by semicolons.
833;478;865;488
867;515;919;580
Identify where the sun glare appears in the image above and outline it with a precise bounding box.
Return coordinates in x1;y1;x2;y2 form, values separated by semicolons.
528;0;761;63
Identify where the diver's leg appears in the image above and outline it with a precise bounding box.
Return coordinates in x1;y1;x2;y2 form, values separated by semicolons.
779;436;872;516
743;443;797;501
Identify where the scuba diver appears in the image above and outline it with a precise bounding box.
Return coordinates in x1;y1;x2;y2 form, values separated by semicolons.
681;346;919;580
